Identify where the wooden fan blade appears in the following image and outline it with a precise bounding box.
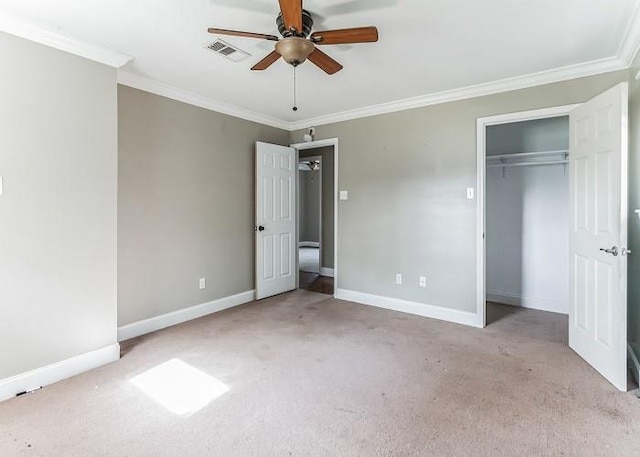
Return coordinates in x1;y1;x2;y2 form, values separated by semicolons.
307;48;343;75
251;51;281;71
208;28;279;41
278;0;302;32
310;26;379;45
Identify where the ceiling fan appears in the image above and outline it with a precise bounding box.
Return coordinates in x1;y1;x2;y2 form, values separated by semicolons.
208;0;379;75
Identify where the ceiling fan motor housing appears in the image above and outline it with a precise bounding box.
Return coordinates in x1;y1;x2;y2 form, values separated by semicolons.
277;9;313;37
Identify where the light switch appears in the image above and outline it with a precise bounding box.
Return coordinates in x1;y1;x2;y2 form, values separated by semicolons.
339;190;349;201
466;188;474;199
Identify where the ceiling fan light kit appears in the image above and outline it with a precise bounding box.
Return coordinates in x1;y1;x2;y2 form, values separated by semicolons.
275;37;315;66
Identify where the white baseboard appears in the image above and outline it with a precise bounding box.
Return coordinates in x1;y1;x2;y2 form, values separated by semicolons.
628;343;640;386
0;343;120;403
335;289;481;328
117;290;256;342
299;241;319;248
320;267;335;277
486;290;568;315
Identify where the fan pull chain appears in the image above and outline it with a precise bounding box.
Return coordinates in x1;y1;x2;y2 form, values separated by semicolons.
292;65;298;112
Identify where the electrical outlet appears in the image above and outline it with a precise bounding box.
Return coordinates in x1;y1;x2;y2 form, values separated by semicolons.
199;278;206;290
395;274;402;285
419;276;427;288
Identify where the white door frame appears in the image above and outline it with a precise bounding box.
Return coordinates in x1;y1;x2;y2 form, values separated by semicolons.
290;138;339;296
297;154;323;274
476;105;579;328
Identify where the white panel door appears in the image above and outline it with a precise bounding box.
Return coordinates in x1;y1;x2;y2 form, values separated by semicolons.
569;82;628;391
255;142;296;300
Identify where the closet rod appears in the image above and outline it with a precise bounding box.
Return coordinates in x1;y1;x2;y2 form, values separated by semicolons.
486;150;568;161
487;160;568;168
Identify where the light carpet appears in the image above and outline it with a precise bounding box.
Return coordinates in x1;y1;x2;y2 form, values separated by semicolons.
1;291;639;456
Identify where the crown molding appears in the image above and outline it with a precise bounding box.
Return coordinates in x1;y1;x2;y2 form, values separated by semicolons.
8;2;629;132
117;51;632;132
287;55;629;130
0;12;132;68
117;71;290;130
618;0;640;66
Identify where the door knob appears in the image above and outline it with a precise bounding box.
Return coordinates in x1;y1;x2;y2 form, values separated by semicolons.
599;246;619;256
257;225;265;232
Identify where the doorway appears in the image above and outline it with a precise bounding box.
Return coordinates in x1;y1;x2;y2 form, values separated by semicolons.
291;139;338;296
484;115;570;326
476;104;578;328
298;155;322;276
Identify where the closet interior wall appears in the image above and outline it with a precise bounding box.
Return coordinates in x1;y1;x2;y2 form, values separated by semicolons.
486;117;570;314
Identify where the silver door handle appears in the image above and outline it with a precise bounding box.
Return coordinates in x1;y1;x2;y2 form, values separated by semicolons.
599;246;619;256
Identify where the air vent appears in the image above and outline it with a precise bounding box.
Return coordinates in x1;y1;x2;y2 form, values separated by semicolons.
205;39;251;62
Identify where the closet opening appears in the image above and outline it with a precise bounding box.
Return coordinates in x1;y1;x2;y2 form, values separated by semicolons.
483;114;571;334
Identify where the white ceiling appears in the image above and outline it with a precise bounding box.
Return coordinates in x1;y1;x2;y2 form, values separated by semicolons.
1;0;640;129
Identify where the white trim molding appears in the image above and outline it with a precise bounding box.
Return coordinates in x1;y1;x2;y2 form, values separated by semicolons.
122;51;636;131
628;344;640;385
320;267;335;278
0;12;132;68
117;290;255;342
299;241;319;248
117;71;289;130
287;57;630;130
336;289;481;328
4;7;640;128
617;0;640;66
0;344;120;403
486;291;568;315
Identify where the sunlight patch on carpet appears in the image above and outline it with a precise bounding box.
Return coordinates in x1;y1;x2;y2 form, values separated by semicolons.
130;359;229;416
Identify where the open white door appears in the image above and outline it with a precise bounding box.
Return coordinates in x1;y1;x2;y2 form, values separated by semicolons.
255;142;297;300
569;82;629;391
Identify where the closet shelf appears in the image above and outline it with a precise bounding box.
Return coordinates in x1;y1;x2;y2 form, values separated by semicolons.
487;149;569;175
486;149;568;161
487;160;568;168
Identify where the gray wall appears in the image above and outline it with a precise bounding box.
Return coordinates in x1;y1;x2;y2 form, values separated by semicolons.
300;147;335;269
486;118;569;314
117;86;289;326
486;117;569;155
299;168;321;243
629;61;640;368
0;33;118;379
291;70;629;312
